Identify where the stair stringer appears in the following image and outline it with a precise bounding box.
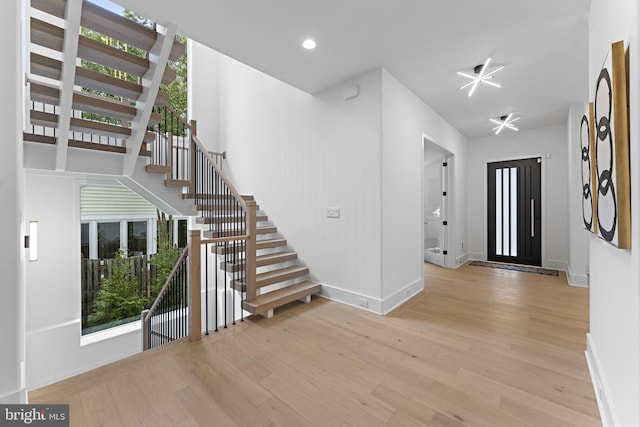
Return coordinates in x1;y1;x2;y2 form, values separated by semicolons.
119;157;196;216
24;141;196;216
209;200;321;317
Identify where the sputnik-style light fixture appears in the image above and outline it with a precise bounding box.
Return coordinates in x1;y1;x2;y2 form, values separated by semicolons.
490;113;520;134
457;58;504;97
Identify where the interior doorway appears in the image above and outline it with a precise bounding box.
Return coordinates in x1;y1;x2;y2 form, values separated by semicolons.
423;137;452;268
487;157;542;266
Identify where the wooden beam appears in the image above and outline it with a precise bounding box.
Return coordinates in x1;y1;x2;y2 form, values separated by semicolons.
189;230;201;342
122;23;177;176
245;201;258;302
55;0;82;171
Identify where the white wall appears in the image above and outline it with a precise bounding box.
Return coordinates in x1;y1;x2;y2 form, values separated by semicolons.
24;173;141;390
0;0;26;404
566;103;590;287
381;70;468;308
586;0;640;426
190;44;468;313
466;125;569;269
191;42;384;309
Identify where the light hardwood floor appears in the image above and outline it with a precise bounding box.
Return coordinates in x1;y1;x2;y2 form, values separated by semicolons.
30;262;601;426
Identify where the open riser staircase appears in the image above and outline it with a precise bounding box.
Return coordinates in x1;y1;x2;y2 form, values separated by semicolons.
25;0;321;350
27;0;184;159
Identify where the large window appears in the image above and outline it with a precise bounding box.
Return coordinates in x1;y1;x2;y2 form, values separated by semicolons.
127;221;147;255
177;219;187;248
81;223;90;258
97;222;120;259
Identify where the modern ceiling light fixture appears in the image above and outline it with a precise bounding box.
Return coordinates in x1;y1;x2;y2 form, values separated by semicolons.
457;58;504;97
302;38;317;50
490;113;520;134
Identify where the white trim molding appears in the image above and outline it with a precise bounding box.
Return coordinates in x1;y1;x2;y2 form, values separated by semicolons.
318;279;423;315
585;333;618;427
566;265;589;288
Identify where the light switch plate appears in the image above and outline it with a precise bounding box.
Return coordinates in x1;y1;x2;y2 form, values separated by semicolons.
327;207;341;218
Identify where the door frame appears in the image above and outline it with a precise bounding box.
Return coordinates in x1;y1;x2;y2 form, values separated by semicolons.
482;154;547;267
422;134;455;269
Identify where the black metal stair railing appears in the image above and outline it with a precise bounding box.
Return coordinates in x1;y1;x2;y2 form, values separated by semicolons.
191;133;254;333
141;247;189;350
149;104;191;182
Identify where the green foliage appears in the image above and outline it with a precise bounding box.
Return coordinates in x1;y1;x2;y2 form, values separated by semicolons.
88;249;148;326
150;210;180;296
79;10;187;129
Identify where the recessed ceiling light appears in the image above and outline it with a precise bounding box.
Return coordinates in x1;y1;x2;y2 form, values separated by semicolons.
490;113;520;134
457;58;504;97
302;39;317;50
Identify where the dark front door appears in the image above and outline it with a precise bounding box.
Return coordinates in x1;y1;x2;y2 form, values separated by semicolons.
487;158;542;266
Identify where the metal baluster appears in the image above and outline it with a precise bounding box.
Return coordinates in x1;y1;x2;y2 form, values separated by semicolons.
223;241;228;328
205;242;209;335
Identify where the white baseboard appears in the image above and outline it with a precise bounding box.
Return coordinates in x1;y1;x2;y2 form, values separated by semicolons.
566;264;589;288
318;279;423;315
467;252;485;261
455;252;469;267
318;284;383;314
381;278;423;314
585;333;617;427
544;259;567;271
0;388;27;404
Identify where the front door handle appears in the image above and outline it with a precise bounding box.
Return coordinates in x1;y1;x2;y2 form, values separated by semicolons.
531;199;535;238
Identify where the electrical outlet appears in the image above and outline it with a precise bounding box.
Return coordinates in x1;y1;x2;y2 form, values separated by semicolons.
406;288;412;297
597;380;604;401
327;207;341;218
358;298;368;308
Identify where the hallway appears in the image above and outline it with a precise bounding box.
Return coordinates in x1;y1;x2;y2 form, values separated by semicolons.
31;262;599;426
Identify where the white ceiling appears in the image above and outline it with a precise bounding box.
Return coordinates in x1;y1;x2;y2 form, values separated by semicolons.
114;0;591;139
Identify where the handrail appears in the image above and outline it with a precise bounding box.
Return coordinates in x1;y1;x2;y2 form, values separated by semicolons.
144;246;188;321
201;234;249;245
191;134;247;209
162;103;191;130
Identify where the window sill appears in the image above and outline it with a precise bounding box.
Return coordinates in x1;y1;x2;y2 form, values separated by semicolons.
80;319;140;347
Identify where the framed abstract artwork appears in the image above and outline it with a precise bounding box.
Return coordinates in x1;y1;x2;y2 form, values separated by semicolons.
593;40;631;248
580;102;597;233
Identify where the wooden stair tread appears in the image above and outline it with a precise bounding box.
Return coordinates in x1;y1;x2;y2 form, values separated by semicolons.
214;242;245;255
30;17;176;86
81;0;186;62
30;82;161;126
232;265;309;290
30;110;156;142
31;0;185;62
197;204;260;212
197;214;267;225
30;53;168;105
213;237;283;255
146;164;172;173
183;193;254;201
31;110;128;136
221;251;298;272
242;281;321;314
255;265;309;287
24;133;152;157
165;179;190;187
257;238;286;250
203;226;275;238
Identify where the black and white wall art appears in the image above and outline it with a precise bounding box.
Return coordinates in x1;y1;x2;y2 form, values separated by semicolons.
580;103;597;233
593;40;631;249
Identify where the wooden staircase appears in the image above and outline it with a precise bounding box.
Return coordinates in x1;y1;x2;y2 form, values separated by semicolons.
25;0;321;324
26;0;183;165
196;194;321;318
